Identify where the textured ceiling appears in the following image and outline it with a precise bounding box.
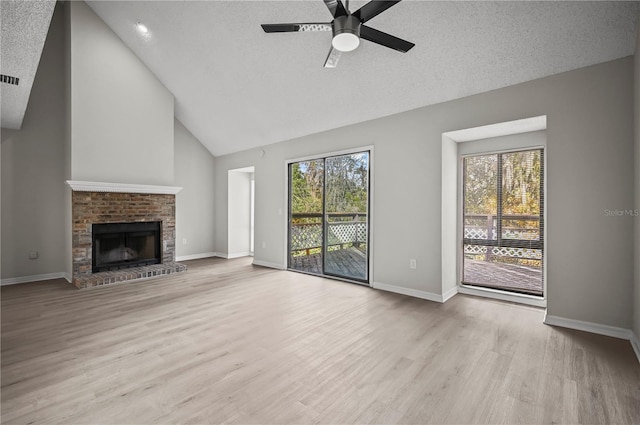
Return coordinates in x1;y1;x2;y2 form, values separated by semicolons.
71;2;640;155
1;0;56;130
86;0;639;157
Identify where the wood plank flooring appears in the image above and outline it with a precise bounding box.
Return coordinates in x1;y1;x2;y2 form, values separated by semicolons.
2;257;639;424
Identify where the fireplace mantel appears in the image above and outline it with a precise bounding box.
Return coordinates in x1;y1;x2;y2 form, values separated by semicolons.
66;180;182;195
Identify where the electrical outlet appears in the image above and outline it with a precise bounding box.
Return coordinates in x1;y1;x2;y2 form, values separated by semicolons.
29;251;39;260
182;238;187;245
409;259;417;269
262;241;266;249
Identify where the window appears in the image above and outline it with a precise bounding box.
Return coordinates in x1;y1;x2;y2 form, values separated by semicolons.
462;148;544;296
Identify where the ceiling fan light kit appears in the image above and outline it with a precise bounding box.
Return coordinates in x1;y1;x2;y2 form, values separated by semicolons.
261;0;415;68
332;15;361;52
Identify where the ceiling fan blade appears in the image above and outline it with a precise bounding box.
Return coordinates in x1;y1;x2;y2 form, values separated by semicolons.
324;46;342;68
261;23;332;33
360;25;415;52
353;1;402;23
323;0;348;18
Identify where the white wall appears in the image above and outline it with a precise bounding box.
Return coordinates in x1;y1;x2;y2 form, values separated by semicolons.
457;131;547;156
1;3;68;281
633;24;640;343
68;1;174;186
215;57;635;329
174;119;216;259
227;171;252;257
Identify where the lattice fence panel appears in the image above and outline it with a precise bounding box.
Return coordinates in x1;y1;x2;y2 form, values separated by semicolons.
465;228;539;240
464;245;542;260
464;228;490;239
291;224;321;250
502;229;540;240
356;222;367;242
292;222;366;250
328;223;357;245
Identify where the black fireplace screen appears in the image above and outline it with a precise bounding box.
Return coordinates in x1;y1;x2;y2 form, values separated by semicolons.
92;222;161;273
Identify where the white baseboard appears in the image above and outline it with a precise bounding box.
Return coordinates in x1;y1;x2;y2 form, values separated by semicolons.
175;252;218;261
217;252;251;259
543;312;633;341
631;332;640;365
252;260;286;270
373;281;445;303
458;285;547;308
442;286;458;302
226;252;253;259
1;272;71;286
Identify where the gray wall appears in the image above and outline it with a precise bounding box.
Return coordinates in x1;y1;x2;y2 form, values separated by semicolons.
2;4;216;281
174;119;216;259
63;2;72;280
215;57;635;329
68;1;174;186
634;24;640;342
1;3;67;280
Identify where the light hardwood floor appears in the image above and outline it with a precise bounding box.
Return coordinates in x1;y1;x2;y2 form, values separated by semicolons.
2;257;639;424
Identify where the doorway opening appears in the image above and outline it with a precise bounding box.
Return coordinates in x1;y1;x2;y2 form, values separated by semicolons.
228;166;255;258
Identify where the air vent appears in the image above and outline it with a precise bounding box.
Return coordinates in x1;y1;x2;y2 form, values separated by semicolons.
0;74;20;86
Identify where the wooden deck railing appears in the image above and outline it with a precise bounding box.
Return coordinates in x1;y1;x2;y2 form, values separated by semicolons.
290;213;367;255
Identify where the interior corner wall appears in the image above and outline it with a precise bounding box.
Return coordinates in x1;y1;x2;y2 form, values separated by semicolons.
633;25;640;341
68;1;174;186
63;1;72;280
1;3;67;281
174;119;216;259
227;171;252;257
215;57;635;329
441;135;458;297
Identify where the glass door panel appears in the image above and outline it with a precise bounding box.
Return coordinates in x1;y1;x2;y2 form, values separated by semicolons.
323;152;369;282
462;149;544;296
288;160;324;274
287;151;370;284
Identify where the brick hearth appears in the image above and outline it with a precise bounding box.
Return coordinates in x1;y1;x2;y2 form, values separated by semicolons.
71;191;186;289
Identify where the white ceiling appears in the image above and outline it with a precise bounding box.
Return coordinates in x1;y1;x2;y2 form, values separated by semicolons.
1;0;56;130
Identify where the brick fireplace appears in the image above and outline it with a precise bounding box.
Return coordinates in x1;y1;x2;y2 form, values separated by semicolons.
69;181;186;289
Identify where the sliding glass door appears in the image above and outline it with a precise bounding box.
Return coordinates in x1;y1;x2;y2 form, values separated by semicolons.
288;151;369;284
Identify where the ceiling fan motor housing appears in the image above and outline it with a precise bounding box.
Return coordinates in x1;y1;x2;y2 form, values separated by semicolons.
332;15;361;52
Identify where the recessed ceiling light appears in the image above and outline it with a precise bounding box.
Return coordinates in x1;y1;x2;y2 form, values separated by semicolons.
136;21;149;35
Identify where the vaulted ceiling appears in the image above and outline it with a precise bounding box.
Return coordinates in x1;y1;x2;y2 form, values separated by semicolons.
1;0;56;130
3;1;639;156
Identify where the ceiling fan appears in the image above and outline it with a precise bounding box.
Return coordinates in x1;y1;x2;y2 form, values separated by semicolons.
261;0;415;68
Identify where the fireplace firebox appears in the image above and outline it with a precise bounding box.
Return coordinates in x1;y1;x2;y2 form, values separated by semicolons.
92;222;161;273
